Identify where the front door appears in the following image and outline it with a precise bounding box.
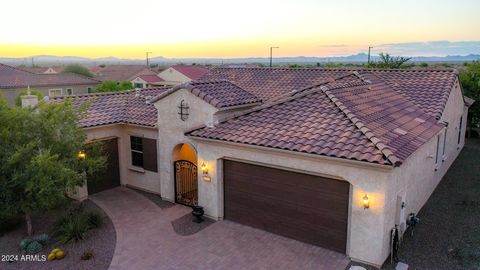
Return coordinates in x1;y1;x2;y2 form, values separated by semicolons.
174;160;198;207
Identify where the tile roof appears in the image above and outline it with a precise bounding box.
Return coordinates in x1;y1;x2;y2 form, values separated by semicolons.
188;71;447;166
53;87;168;128
137;74;164;83
0;63;99;89
171;65;209;80
151;80;262;109
199;68;458;119
90;65;157;82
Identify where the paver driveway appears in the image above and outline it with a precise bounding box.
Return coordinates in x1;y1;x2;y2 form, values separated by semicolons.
90;187;350;270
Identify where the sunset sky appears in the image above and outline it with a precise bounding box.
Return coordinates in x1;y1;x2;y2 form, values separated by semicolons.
1;0;479;59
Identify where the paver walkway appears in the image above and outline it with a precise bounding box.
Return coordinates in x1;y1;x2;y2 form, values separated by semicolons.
90;187;350;270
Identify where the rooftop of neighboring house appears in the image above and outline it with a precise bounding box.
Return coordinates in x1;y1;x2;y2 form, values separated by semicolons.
168;65;210;80
137;74;164;83
0;63;99;89
18;66;65;74
90;65;157;82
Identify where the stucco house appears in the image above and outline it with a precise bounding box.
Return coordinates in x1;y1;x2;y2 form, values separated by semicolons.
130;74;164;89
49;67;471;267
90;64;158;83
156;64;209;86
0;63;99;105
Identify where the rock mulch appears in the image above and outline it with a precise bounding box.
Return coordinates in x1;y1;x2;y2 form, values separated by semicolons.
0;200;115;270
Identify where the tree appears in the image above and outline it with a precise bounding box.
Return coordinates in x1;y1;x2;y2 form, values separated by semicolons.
369;53;412;69
15;89;44;107
95;80;133;92
459;61;480;133
63;64;94;78
0;98;105;235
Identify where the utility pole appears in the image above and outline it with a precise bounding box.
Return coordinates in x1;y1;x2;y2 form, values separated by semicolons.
146;51;152;67
367;46;373;64
269;46;279;67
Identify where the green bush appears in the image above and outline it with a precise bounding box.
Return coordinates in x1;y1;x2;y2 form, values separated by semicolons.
53;208;101;244
32;233;49;245
25;241;43;254
86;211;103;228
20;238;33;250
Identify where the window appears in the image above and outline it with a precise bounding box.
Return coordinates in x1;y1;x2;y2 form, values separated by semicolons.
129;136;158;172
442;128;448;157
130;136;144;168
134;83;144;89
66;88;73;95
87;87;93;93
48;89;62;97
458;116;463;145
435;134;440;166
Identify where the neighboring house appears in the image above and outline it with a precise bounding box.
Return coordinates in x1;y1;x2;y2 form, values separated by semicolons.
90;65;157;83
0;63;99;105
130;74;164;89
52;68;471;268
19;66;65;74
157;64;209;86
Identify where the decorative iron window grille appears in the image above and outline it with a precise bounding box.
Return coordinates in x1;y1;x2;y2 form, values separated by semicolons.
178;99;190;121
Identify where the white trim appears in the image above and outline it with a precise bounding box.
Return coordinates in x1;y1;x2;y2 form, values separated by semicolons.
48;88;63;97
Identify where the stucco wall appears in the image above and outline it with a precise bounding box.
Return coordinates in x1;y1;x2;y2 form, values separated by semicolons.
382;80;468;264
1;84;96;105
157;68;192;84
154;88;218;201
84;124;161;194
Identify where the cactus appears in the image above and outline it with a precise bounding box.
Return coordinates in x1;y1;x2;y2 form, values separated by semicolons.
25;241;43;254
20;238;33;250
32;233;49;245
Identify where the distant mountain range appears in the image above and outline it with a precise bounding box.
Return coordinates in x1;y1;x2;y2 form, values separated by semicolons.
1;53;479;66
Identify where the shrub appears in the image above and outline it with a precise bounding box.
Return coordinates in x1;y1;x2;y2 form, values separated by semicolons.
54;215;90;244
20;238;33;250
25;241;43;254
86;211;103;228
81;250;95;260
32;233;49;245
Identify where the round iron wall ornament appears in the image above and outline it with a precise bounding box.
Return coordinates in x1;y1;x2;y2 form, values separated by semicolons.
178;99;190;121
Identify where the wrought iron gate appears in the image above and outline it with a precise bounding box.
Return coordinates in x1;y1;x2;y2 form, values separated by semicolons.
174;160;198;207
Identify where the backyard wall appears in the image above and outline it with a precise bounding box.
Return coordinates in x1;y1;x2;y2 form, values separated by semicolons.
0;84;96;105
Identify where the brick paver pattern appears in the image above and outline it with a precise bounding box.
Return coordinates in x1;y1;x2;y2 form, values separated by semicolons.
90;187;350;270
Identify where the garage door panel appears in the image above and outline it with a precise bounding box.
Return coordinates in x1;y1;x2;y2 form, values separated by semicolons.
224;160;349;253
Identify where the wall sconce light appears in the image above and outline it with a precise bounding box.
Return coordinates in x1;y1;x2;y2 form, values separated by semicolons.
201;162;211;182
78;150;86;160
363;194;370;209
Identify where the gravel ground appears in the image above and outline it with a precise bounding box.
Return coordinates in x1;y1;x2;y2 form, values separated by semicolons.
129;187;175;209
381;138;480;270
171;213;215;236
0;200;115;270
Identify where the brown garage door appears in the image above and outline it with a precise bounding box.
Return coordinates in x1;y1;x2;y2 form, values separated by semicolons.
87;138;120;195
223;160;349;253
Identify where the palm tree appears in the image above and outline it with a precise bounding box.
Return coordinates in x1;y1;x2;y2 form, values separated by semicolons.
369;53;412;69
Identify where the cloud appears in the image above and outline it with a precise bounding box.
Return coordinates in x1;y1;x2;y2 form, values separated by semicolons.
374;41;480;57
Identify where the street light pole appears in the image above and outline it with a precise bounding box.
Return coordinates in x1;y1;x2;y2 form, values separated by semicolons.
146;51;152;67
367;46;373;64
270;46;279;67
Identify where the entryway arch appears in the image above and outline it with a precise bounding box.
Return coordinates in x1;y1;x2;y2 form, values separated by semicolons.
172;143;198;206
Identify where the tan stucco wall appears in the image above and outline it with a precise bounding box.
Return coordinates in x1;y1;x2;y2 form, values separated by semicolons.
1;84;97;105
83;124;161;194
154;88;218;202
382;80;468;265
157;68;192;84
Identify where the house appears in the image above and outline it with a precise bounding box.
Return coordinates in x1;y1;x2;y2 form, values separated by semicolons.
19;66;65;74
130;74;164;89
49;67;471;267
157;64;209;86
90;65;158;83
0;63;99;105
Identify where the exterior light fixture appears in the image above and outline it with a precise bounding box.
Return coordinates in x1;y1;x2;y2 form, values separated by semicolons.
78;150;86;160
201;162;208;175
363;194;370;209
201;162;211;182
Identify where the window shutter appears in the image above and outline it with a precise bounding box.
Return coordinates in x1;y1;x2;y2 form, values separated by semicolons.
142;138;158;172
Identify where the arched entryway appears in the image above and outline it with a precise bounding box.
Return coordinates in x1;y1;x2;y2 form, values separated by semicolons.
172;143;198;207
